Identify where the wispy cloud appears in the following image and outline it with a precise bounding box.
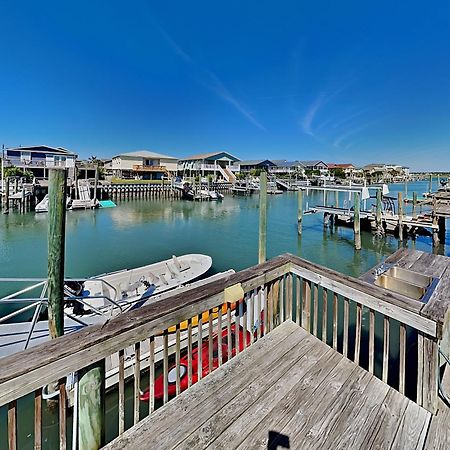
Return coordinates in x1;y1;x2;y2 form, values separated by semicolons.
300;84;349;137
157;27;265;131
205;71;266;131
333;120;377;148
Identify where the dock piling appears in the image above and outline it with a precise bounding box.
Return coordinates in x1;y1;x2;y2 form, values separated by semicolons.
354;192;361;250
259;172;267;264
3;177;9;214
376;188;382;233
47;168;67;339
412;191;417;219
398;192;403;241
297;189;303;235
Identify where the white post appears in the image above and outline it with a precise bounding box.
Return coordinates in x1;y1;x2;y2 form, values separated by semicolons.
1;148;4;191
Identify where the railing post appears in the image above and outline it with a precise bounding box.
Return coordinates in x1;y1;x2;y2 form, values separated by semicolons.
47;168;67;339
3;176;9;214
297;188;303;235
258;172;267;264
354;192;361;250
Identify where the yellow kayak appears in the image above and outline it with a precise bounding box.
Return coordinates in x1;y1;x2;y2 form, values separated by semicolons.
167;303;236;333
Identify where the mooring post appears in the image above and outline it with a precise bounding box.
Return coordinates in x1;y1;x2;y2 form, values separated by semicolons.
412;191;417;219
3;177;9;214
78;362;105;450
93;165;99;201
404;179;408;198
432;197;439;247
259;171;267;263
429;173;433;193
334;190;339;208
354;192;361;250
297;188;303;235
376;188;382;229
47;168;67;339
21;186;25;213
398;192;404;241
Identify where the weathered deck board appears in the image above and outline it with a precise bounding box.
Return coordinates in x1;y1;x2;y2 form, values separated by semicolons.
103;320;433;450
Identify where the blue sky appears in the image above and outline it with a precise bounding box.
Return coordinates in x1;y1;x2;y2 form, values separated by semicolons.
1;1;449;170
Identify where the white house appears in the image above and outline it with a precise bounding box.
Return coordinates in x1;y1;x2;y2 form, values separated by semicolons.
112;151;178;180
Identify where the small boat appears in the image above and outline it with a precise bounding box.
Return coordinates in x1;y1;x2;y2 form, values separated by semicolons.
35;194;72;213
209;191;224;201
65;254;213;319
140;324;252;402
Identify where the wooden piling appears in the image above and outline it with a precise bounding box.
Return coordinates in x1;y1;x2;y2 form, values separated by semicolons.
376;188;382;229
354;192;361;250
3;177;9;214
47;168;67;339
432;198;439;247
94;166;99;201
412;191;417;219
429;173;432;193
297;189;303;235
258;172;267;264
398;192;403;241
78;362;105;450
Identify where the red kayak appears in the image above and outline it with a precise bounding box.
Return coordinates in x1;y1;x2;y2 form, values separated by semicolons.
140;325;252;402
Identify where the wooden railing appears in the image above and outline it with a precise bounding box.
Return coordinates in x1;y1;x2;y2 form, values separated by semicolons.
0;254;447;449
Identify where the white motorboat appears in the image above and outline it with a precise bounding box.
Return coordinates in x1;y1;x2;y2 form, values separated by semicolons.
35;194;72;213
65;254;213;317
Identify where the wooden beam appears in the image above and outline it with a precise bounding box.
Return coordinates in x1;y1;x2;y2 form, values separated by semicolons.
398;192;403;241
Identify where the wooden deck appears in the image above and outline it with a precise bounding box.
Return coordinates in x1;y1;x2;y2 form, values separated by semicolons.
104;321;437;450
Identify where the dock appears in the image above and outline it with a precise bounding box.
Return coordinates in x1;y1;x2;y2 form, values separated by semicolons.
0;250;449;449
105;321;433;450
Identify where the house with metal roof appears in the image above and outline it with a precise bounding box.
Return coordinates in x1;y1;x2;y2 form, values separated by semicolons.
111;150;178;180
177;151;240;182
1;145;77;179
298;160;328;171
270;160;306;175
237;160;277;173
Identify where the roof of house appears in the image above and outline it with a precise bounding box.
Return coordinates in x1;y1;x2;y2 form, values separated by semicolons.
113;150;178;160
179;151;240;162
327;163;355;169
272;160;305;167
298;160;328;167
363;163;387;170
5;145;76;156
237;159;276;166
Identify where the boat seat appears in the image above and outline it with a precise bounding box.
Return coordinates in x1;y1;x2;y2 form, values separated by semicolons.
172;255;190;272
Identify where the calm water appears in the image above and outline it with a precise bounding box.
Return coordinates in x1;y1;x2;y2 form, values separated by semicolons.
0;180;448;449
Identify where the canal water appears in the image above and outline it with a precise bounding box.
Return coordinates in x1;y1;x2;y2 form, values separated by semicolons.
0;180;448;449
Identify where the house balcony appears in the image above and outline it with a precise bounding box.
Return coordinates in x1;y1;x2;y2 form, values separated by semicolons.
3;158;72;169
132;165;167;172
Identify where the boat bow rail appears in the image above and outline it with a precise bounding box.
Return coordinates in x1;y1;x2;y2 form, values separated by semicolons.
0;252;449;449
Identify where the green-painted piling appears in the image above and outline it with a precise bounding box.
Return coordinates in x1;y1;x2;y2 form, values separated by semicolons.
47;168;67;339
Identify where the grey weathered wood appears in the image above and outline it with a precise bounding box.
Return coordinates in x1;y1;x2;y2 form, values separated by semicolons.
208;310;213;373
322;287;328;344
8;400;16;450
302;279;311;333
420;335;439;414
148;336;155;413
296;276;301;326
369;308;375;374
376;188;382;228
399;323;406;394
343;297;349;358
47;168;67;339
59;379;67;450
354;303;362;364
313;284;319;336
332;292;338;350
163;330;169;403
258;171;267;264
134;342;141;424
78;361;105;450
34;389;42;450
118;349;125;434
383;316;390;384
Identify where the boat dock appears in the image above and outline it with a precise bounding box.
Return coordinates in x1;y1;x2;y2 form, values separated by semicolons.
1;250;449;449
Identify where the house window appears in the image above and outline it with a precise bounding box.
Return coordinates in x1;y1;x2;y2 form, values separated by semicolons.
20;151;31;162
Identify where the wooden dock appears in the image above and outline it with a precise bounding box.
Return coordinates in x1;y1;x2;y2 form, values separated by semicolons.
1;251;449;449
104;321;433;450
